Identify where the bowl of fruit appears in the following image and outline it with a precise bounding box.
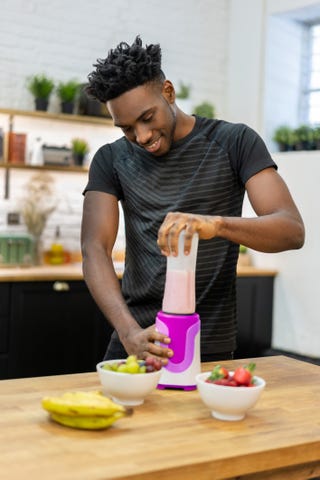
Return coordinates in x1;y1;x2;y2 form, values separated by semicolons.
196;363;266;421
96;355;162;406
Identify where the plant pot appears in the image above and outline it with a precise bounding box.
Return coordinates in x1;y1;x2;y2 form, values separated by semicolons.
277;143;287;152
72;153;84;166
61;101;74;114
35;98;49;111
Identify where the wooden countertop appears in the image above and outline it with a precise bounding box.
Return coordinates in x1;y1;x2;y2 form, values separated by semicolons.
0;263;277;282
0;356;319;480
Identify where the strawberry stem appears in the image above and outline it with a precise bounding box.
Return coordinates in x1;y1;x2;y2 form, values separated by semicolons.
245;362;256;374
208;364;225;380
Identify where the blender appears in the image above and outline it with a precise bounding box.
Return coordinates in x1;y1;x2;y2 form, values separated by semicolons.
156;231;201;390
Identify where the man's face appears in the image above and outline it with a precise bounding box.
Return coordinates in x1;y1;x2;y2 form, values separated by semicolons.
107;81;177;157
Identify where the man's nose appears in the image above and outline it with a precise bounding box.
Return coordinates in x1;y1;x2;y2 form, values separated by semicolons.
135;124;152;146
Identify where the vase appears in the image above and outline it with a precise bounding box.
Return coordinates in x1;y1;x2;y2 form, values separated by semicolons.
32;235;44;265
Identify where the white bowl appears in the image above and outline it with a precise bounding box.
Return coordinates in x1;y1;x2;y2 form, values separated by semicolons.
96;360;162;406
196;371;266;421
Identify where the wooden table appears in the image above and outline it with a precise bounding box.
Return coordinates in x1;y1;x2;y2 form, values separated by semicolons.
0;355;319;480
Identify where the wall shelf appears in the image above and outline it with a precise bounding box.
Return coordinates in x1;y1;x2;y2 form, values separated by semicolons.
0;107;113;126
0;108;112;198
0;162;88;173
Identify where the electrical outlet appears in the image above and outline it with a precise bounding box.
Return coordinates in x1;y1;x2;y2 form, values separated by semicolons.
7;212;20;225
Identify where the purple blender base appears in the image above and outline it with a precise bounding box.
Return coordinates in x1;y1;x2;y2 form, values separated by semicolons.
155;311;200;390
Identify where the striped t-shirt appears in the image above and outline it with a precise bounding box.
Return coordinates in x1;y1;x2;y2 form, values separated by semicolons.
84;116;276;356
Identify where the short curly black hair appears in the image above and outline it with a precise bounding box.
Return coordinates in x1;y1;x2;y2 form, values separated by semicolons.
86;35;165;103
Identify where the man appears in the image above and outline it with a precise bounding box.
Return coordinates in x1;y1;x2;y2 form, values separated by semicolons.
81;36;304;364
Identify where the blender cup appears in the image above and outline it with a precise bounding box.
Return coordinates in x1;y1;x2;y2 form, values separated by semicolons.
162;231;199;314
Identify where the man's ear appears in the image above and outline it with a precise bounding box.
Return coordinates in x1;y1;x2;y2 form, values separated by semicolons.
162;80;175;104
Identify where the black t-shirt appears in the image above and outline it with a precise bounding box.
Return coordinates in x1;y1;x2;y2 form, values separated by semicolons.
84;116;277;355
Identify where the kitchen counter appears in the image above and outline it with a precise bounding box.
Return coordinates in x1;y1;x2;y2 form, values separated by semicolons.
0;263;277;282
0;356;319;480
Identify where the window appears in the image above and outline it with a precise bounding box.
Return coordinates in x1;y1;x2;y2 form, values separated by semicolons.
302;24;320;125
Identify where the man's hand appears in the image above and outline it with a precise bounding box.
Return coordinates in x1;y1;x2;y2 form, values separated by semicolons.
119;324;173;365
157;211;222;256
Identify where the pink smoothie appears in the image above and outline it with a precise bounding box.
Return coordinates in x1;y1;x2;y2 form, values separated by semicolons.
162;270;195;314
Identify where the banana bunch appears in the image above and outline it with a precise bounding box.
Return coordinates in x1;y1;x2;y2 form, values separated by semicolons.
41;390;131;430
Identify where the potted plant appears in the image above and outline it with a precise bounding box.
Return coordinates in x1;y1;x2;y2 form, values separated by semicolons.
272;125;294;151
312;125;320;150
26;74;55;111
71;137;89;166
175;81;191;100
193;101;215;119
175;81;192;113
56;80;80;114
78;83;110;117
294;124;314;151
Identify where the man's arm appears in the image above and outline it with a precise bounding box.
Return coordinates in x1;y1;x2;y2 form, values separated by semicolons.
157;168;305;255
81;191;172;362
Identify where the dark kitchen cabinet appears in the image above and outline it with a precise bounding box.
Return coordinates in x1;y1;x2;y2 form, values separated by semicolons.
0;280;112;379
0;283;10;377
235;276;274;359
0;274;275;379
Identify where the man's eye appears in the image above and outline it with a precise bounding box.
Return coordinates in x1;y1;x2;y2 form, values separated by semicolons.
143;115;153;123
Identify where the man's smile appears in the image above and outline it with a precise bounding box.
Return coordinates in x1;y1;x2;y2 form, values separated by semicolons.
143;136;162;153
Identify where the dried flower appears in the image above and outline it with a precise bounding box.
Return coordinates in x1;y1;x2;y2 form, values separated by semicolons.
19;172;57;238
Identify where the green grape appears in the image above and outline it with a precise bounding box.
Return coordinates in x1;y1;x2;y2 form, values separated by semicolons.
126;355;137;364
102;364;112;371
126;362;140;374
117;364;128;373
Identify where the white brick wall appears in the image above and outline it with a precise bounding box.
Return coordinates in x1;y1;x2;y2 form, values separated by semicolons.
0;0;229;116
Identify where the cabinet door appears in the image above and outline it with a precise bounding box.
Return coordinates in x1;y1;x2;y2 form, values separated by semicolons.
8;281;112;378
0;283;10;379
235;276;274;358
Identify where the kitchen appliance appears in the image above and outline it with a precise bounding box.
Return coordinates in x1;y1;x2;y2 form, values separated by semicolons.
156;231;200;390
42;145;72;166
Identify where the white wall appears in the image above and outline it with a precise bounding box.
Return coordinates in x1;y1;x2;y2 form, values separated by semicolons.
226;0;266;131
0;0;229;117
243;151;320;358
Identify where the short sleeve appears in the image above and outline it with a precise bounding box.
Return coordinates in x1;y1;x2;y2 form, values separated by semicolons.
228;124;277;185
83;143;123;199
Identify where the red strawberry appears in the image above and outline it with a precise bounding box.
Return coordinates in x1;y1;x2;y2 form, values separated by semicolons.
213;378;238;387
233;363;256;386
206;364;229;383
